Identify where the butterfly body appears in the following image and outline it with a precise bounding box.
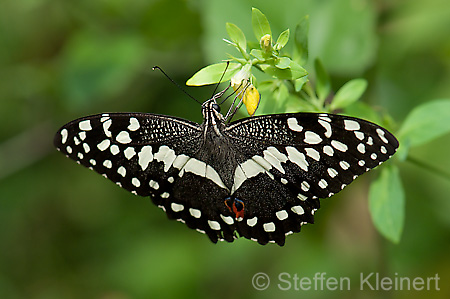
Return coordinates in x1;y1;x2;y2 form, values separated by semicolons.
55;93;398;246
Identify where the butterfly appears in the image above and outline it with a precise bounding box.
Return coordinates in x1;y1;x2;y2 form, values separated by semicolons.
54;89;398;246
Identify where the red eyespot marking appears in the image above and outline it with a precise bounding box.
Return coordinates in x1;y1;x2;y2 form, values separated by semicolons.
225;197;245;220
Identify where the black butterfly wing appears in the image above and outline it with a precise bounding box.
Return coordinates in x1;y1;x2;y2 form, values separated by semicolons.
224;113;399;245
54;113;237;243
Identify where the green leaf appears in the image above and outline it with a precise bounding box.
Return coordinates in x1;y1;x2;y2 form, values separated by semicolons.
293;15;309;65
314;58;330;101
274;29;290;51
186;63;241;86
275;57;291;69
369;165;405;243
330;79;367;110
294;76;309;92
250;49;264;61
397;99;450;148
226;22;247;53
260;60;307;80
252;7;271;41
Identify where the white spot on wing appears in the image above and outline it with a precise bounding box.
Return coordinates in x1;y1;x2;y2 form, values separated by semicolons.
323;145;334;156
251;155;272;172
247;217;257;227
103;160;112;168
171;203;184;212
116;131;132;144
276;210;288;221
161;192;170;198
117;166;126;177
263;147;288;174
357;143;366;154
149;180;159;190
172;154;190;170
128;117;140;131
305;148;320;161
183;158;206;177
83;143;90;153
97;139;110;151
154;146;176;172
110;144;120;155
354;131;365;140
263;222;276;232
319;179;328;189
327;168;338;178
208;220;221;230
100;116;110;123
304;131;322;144
78;132;86;142
319;115;332;122
103;119;112;137
189;208;201;218
220;214;234;225
344;119;360;131
132;177;140;187
339;161;350;170
297;193;307;201
301;181;310;192
331;140;348;152
286;146;308;172
79;120;92;131
206;165;227;190
287;117;303;132
318;119;332;138
61;129;68;144
138;145;154;171
291;205;304;215
124;147;136;159
377;128;389;143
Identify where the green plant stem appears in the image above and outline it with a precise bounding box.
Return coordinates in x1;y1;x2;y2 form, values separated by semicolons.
407;156;450;182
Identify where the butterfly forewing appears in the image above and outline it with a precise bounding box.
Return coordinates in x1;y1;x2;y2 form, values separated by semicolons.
54;113;202;195
55;101;398;246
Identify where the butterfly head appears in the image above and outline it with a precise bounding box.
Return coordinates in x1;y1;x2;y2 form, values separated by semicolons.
201;97;225;126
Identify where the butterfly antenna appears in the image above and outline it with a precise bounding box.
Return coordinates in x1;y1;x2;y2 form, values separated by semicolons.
219;80;241;105
224;81;250;122
152;66;201;104
211;61;230;97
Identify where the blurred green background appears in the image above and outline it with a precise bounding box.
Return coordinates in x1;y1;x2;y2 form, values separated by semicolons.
1;0;449;298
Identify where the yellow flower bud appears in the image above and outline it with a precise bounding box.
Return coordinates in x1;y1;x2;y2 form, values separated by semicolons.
230;65;260;116
260;34;272;53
